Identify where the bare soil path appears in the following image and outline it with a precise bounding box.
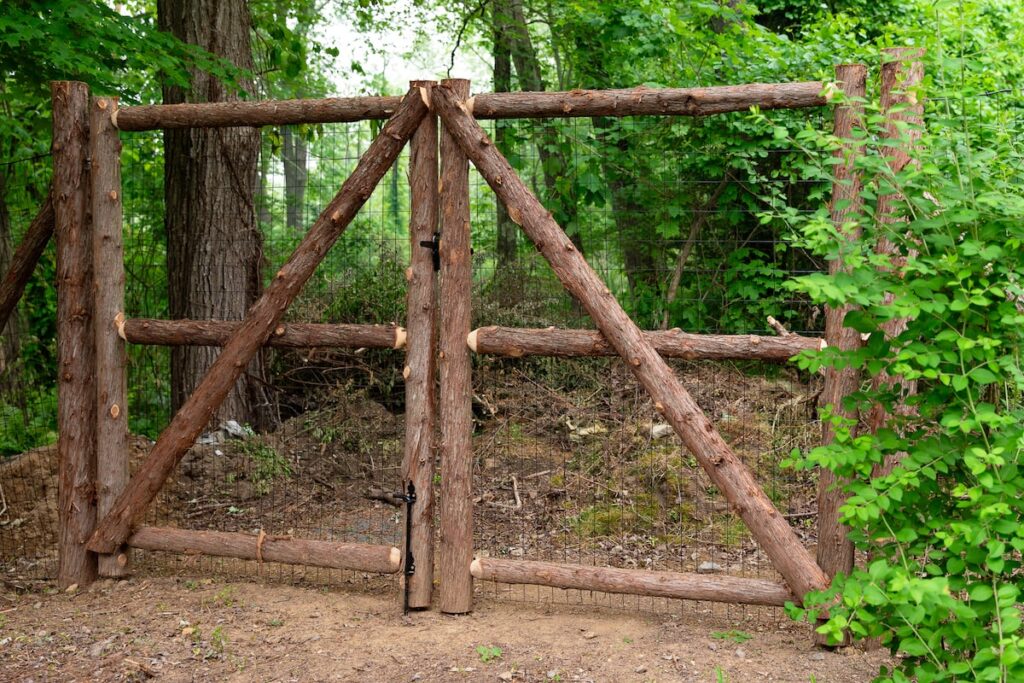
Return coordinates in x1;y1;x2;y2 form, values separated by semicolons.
0;577;888;682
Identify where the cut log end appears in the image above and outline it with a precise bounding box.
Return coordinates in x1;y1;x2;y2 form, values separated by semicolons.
470;557;483;578
389;546;402;571
466;328;479;352
394;327;408;349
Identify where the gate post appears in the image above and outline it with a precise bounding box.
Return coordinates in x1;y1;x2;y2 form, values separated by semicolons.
816;63;867;584
53;81;98;588
403;80;439;608
90;96;130;577
437;78;475;614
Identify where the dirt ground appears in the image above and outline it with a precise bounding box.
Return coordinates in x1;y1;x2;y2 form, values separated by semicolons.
0;577;890;682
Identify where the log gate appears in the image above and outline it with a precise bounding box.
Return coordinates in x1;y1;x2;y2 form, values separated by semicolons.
0;48;921;620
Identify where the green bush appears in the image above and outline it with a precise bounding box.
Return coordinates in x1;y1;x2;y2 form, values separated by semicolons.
778;43;1024;682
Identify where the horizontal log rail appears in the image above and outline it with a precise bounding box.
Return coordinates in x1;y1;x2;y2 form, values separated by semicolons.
128;526;401;573
471;557;795;607
122;318;406;349
468;326;823;361
115;81;827;131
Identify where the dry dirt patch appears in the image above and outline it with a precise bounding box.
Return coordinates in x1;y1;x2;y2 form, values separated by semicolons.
0;577;888;682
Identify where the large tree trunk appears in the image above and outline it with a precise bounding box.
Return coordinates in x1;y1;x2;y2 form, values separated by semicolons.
158;0;273;430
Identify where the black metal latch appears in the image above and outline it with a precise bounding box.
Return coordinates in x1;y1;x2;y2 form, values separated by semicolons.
395;482;417;613
419;233;440;272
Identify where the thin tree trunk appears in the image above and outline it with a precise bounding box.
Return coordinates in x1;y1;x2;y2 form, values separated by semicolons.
0;171;21;390
158;0;273;431
282;126;308;231
492;0;519;283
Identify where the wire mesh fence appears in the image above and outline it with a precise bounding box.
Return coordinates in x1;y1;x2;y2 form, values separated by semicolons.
0;102;830;617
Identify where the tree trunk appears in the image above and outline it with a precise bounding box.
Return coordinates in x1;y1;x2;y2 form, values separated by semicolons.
282;126;308;231
158;0;273;431
0;171;21;390
492;0;519;281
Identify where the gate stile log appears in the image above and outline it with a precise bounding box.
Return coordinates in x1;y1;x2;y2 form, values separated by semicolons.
90;96;130;577
53;81;99;589
816;64;867;585
121;318;405;350
431;82;830;602
437;79;475;614
87;87;429;555
403;80;439;609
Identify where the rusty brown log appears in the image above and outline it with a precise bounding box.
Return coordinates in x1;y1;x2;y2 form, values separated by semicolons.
87;88;428;554
53;81;98;588
115;95;404;131
122;318;406;349
128;526;401;573
470;81;826;119
471;558;795;606
113;81;827;131
468;326;823;361
432;83;829;601
402;80;439;609
867;48;925;473
0;192;54;334
90;96;130;578
437;79;475;614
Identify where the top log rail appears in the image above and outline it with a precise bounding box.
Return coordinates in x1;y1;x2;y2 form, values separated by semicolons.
87;88;429;555
114;81;827;131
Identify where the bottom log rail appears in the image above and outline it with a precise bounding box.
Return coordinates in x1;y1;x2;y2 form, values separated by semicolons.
470;557;796;607
468;326;823;361
128;526;402;574
122;318;406;350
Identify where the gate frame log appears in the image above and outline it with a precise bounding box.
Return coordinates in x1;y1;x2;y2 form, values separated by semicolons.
87;88;429;554
128;527;401;573
471;557;795;607
437;79;476;614
53;81;98;588
0;191;54;334
432;82;830;601
402;79;439;609
90;96;130;577
468;326;823;361
122;318;405;350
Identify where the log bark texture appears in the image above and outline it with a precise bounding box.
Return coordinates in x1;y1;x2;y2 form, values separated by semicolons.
437;79;475;614
402;80;438;609
433;83;829;601
53;81;98;588
122;318;405;349
470;81;826;119
0;192;53;335
866;48;924;473
128;526;401;573
114;81;825;131
90;97;130;578
471;558;794;606
816;64;867;588
116;95;404;131
87;89;428;554
469;326;822;361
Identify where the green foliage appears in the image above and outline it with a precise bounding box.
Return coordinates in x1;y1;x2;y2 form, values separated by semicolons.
476;645;503;663
239;432;292;496
777;7;1024;680
711;630;754;644
0;387;56;455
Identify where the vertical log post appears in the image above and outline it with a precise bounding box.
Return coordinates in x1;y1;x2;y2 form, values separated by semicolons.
437;78;475;614
53;81;98;588
90;96;130;578
403;80;439;609
432;84;830;601
867;48;925;473
816;64;867;587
